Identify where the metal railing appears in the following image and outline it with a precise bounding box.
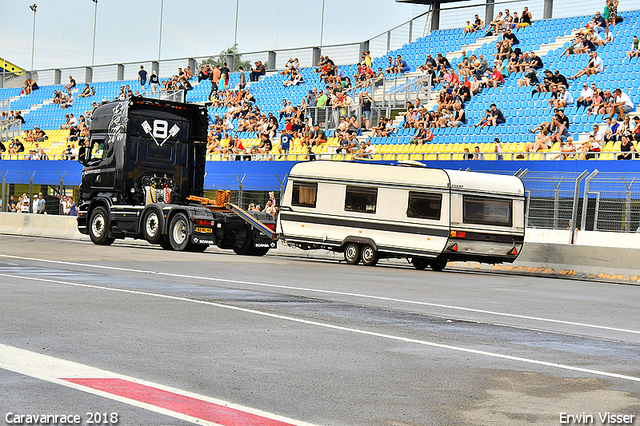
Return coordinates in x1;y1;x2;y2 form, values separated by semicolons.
522;170;640;233
1;119;22;143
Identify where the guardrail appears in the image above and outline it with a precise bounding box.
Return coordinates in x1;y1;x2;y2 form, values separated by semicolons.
1;150;638;162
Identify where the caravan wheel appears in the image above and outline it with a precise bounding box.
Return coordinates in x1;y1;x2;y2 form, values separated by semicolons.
412;257;428;270
343;243;361;265
361;245;378;266
430;259;447;271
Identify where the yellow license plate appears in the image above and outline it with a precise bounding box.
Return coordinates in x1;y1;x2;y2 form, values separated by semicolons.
195;227;212;233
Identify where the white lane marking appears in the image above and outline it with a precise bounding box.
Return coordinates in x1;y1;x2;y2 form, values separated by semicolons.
0;343;316;426
2;272;640;384
1;254;638;336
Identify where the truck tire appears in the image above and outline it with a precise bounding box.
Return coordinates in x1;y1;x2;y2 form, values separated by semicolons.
343;242;361;265
249;247;269;256
168;212;190;251
186;243;208;252
89;206;115;246
412;257;428;270
430;259;447;271
160;239;173;250
361;244;378;266
142;209;163;245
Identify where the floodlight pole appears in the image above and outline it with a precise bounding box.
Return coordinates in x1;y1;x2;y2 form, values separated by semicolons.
91;0;98;67
30;4;37;70
234;0;240;46
158;0;164;60
320;0;325;47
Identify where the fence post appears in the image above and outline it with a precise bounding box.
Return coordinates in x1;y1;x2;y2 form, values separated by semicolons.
581;170;598;231
235;173;246;209
621;177;636;233
276;174;288;197
26;171;36;213
57;171;67;215
1;170;7;212
550;176;563;229
570;170;589;244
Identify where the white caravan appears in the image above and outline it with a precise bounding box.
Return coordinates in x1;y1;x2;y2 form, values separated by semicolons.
277;161;525;271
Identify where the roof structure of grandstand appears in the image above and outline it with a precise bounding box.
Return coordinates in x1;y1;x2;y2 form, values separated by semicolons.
1;4;639;162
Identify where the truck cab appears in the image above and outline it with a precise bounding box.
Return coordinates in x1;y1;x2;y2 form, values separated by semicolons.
77;97;276;254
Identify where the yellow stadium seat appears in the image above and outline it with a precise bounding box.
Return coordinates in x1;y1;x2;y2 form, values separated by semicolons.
452;153;464;160
333;154;344;161
419;143;429;153
398;154;409;161
485;153;496;160
426;153;437;160
372;154;382;161
599;153;614;160
383;154;395;161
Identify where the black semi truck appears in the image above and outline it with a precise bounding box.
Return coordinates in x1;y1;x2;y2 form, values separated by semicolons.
77;96;277;254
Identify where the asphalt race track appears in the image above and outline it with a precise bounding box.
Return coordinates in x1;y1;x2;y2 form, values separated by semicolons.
0;235;639;426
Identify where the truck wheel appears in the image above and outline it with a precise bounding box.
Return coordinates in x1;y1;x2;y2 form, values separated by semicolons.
186;243;208;252
430;259;447;271
89;206;115;246
412;257;428;270
160;239;173;250
142;209;163;244
249;247;269;256
232;226;252;255
168;212;190;251
343;243;361;265
361;244;378;266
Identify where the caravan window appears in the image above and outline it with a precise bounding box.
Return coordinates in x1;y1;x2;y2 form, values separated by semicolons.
407;192;442;220
463;196;512;226
345;186;377;213
292;182;317;207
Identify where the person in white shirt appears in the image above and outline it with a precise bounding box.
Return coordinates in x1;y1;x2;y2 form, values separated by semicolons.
569;51;603;79
613;88;635;120
576;83;594;108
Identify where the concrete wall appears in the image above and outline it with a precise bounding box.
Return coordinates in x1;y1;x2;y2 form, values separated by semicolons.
1;212;638;283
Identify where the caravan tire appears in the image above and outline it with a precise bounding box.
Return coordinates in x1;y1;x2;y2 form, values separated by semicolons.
344;243;361;265
412;257;429;270
430;259;447;271
361;245;378;266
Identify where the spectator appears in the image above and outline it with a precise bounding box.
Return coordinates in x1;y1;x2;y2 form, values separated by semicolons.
472;145;485;160
278;128;292;154
493;137;504;160
463;147;472;160
487;66;504;88
19;193;30;213
569;51;603;79
384;56;395;75
518;66;539;88
65;75;76;92
134;66;147;88
525;128;551;152
394;55;411;74
607;0;619;27
549;114;571;144
250;61;266;82
552;136;577;160
632;116;640;142
627;36;640;59
550;86;574;108
611;88;635;120
472;14;484;32
411;123;430;144
592;11;607;34
518;7;532;28
35;193;46;214
148;70;159;94
576;83;594;107
436;53;451;69
503;28;519;46
310;124;327;146
61;93;74;109
618;135;636;160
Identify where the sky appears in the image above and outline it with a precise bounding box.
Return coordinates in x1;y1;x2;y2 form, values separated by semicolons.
0;0;423;71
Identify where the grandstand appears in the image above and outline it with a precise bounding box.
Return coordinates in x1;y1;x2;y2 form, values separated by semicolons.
1;7;639;163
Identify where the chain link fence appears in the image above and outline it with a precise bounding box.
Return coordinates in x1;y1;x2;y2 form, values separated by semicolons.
522;170;640;233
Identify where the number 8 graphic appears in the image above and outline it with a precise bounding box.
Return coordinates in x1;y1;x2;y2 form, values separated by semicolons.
153;120;168;139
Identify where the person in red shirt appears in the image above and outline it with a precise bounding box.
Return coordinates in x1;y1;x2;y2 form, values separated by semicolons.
487;66;504;88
